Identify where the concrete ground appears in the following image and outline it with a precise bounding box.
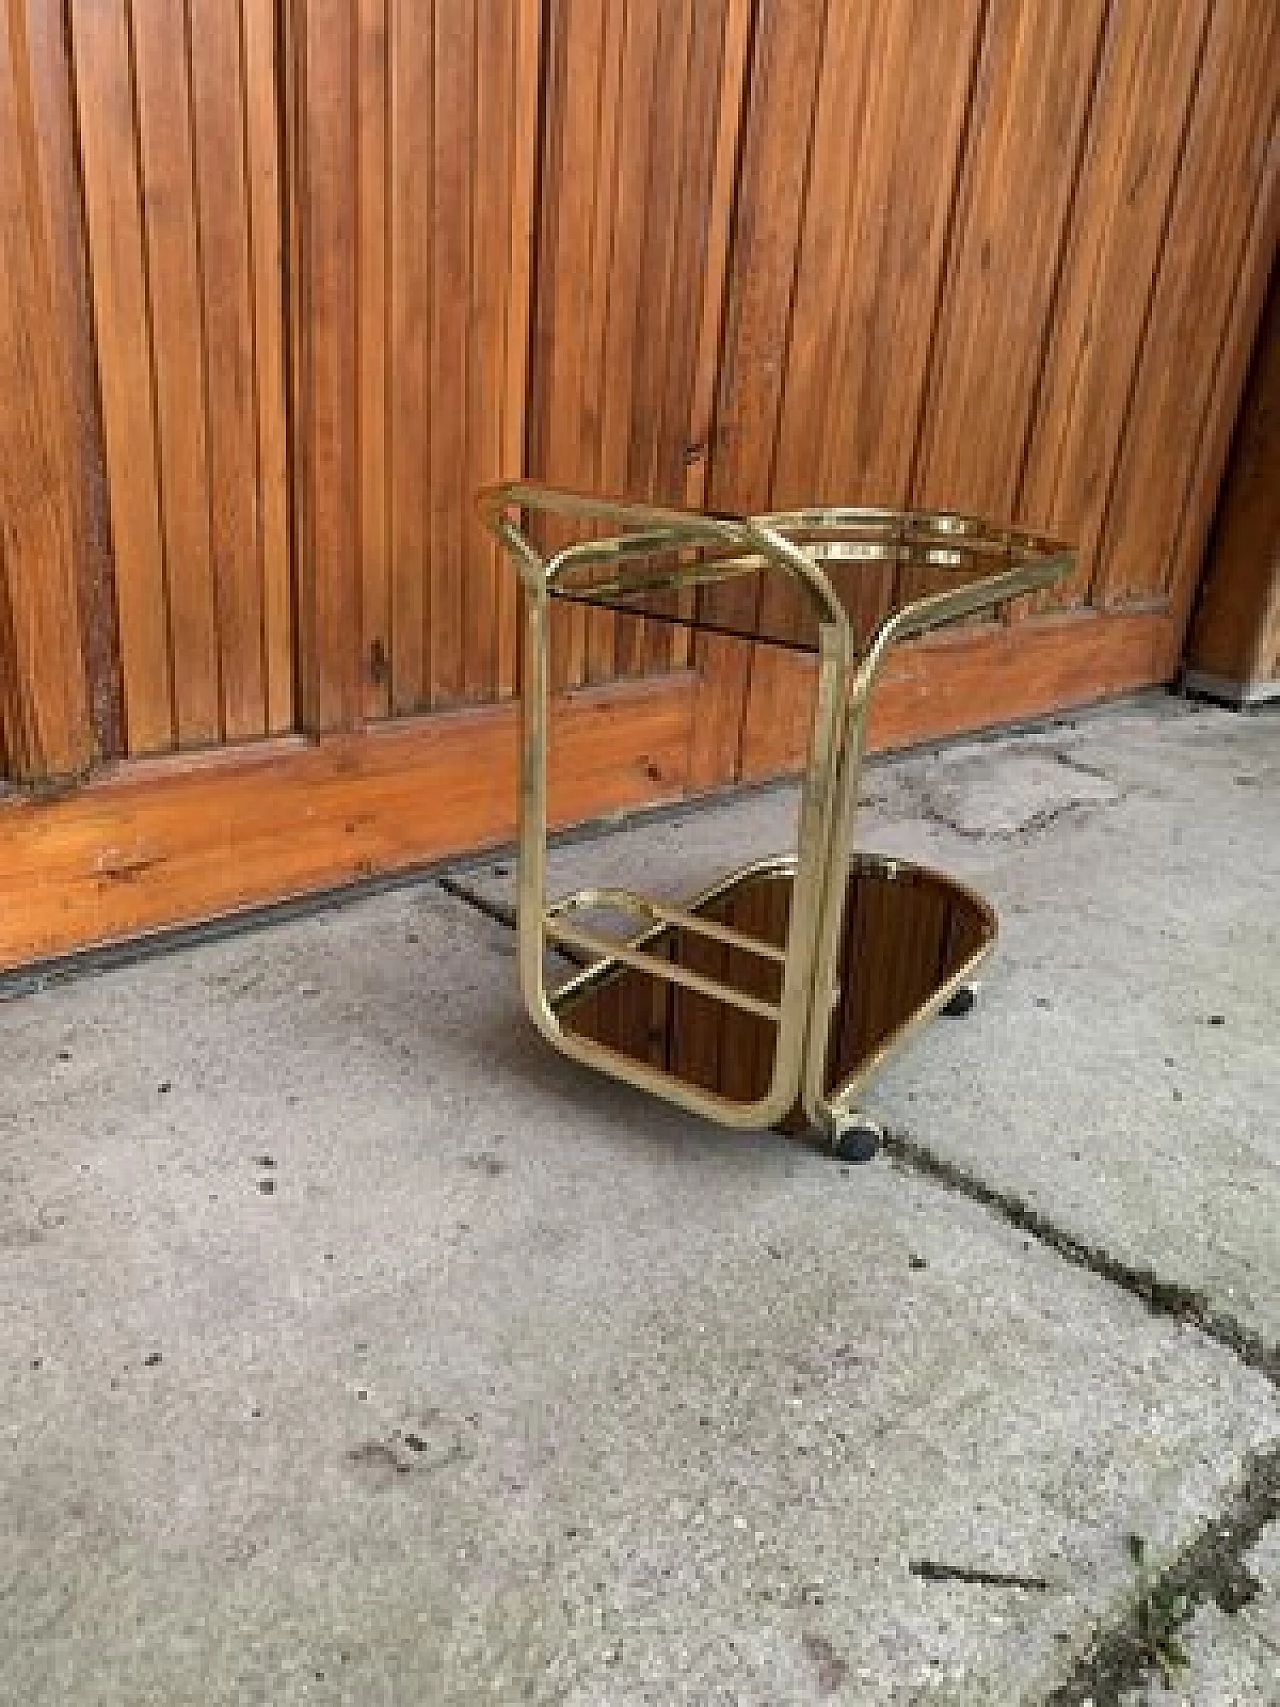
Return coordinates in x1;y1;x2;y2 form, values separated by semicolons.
1;695;1276;1705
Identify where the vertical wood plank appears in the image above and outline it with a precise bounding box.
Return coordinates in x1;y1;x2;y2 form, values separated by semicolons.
650;0;727;511
681;0;750;682
657;0;730;677
525;0;731;694
580;0;626;686
911;0;1110;521
683;0;749;516
531;0;605;693
188;0;267;740
741;0;986;781
652;0;731;676
284;0;307;720
692;0;827;789
71;0;175;754
598;0;659;680
131;0;221;747
633;0;695;677
628;0;693;478
388;0;429;711
23;0;123;758
0;0;94;781
428;0;473;706
1018;0;1211;612
1096;0;1280;612
766;2;878;521
495;0;540;699
356;0;390;720
242;0;294;734
818;0;985;515
463;0;514;702
294;0;361;730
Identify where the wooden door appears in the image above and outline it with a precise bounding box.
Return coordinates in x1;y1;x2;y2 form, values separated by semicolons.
521;0;756;788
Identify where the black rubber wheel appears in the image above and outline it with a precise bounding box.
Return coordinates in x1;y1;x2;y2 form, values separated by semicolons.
942;984;977;1018
833;1123;881;1164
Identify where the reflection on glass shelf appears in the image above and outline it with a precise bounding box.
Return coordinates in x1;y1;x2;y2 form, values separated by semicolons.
541;505;1071;655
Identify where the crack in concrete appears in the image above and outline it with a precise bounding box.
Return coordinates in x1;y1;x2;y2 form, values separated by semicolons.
437;873;517;934
1041;1444;1279;1707
909;1558;1051;1591
1049;748;1126;788
893;747;1131;842
881;1128;1279;1388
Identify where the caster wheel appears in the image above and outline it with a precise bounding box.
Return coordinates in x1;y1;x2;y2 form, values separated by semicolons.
942;983;977;1018
833;1121;881;1164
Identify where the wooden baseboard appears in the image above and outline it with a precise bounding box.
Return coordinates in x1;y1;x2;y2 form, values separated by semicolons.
740;609;1177;778
0;675;695;970
0;610;1180;971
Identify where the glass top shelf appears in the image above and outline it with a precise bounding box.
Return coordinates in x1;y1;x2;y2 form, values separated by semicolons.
538;505;1074;656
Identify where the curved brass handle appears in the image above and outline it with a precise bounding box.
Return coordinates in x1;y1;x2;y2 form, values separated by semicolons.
475;479;855;648
476;481;1075;669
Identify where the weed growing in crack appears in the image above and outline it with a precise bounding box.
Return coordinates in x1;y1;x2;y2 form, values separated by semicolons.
1124;1534;1191;1687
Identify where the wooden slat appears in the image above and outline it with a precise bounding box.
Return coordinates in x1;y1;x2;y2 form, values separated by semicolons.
827;0;985;507
0;0;93;782
691;0;827;790
911;0;1109;523
681;0;751;696
71;0;174;754
23;0;122;758
1017;0;1211;612
427;0;473;707
295;0;361;730
462;0;511;702
632;0;695;679
533;0;606;693
527;0;733;689
357;0;390;720
640;0;728;678
188;0;267;740
766;0;878;528
496;0;541;699
683;0;749;518
0;674;696;971
388;0;430;712
595;0;658;681
743;0;985;776
581;0;627;685
1095;0;1280;610
130;0;221;747
283;0;306;718
495;0;540;699
242;0;294;735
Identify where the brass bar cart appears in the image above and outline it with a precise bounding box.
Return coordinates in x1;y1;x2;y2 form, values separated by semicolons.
477;484;1074;1161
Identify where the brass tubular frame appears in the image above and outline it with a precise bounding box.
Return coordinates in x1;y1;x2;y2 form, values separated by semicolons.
476;482;1074;1144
